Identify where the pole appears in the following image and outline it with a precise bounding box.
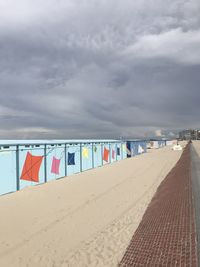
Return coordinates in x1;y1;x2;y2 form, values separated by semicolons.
44;144;47;183
92;143;94;168
109;143;111;163
65;144;67;176
101;143;103;166
16;145;20;191
80;143;82;172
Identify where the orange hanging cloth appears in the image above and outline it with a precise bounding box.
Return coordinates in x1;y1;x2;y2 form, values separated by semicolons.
20;152;43;182
103;147;109;162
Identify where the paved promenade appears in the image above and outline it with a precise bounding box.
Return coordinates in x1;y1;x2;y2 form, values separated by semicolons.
119;143;198;267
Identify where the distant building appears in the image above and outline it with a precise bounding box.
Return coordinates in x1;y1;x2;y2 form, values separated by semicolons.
179;129;200;140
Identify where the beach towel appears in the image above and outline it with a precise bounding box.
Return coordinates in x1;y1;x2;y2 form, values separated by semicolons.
117;147;120;156
126;147;131;156
138;145;144;154
68;152;75;165
103;147;109;162
20;152;43;182
112;149;115;159
51;156;61;174
82;147;89;158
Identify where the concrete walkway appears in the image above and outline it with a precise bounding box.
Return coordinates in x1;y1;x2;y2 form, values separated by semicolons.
119;144;198;267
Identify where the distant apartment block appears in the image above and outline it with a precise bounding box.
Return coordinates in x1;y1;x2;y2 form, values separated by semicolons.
179;129;200;140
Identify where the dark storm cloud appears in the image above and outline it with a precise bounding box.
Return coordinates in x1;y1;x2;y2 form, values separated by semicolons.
0;0;200;139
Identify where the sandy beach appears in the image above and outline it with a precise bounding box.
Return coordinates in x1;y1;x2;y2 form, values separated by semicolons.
0;144;185;267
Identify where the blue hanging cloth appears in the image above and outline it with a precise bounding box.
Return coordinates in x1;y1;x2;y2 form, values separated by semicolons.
68;152;75;165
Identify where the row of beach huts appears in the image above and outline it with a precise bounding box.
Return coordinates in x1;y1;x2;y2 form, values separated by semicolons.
0;139;176;196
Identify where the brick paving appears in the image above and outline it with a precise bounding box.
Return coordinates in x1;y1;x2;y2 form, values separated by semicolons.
119;144;198;267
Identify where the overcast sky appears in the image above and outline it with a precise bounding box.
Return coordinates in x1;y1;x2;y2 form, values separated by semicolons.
0;0;200;139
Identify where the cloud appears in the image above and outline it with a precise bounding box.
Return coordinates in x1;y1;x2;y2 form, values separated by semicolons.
124;28;200;65
0;0;200;139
